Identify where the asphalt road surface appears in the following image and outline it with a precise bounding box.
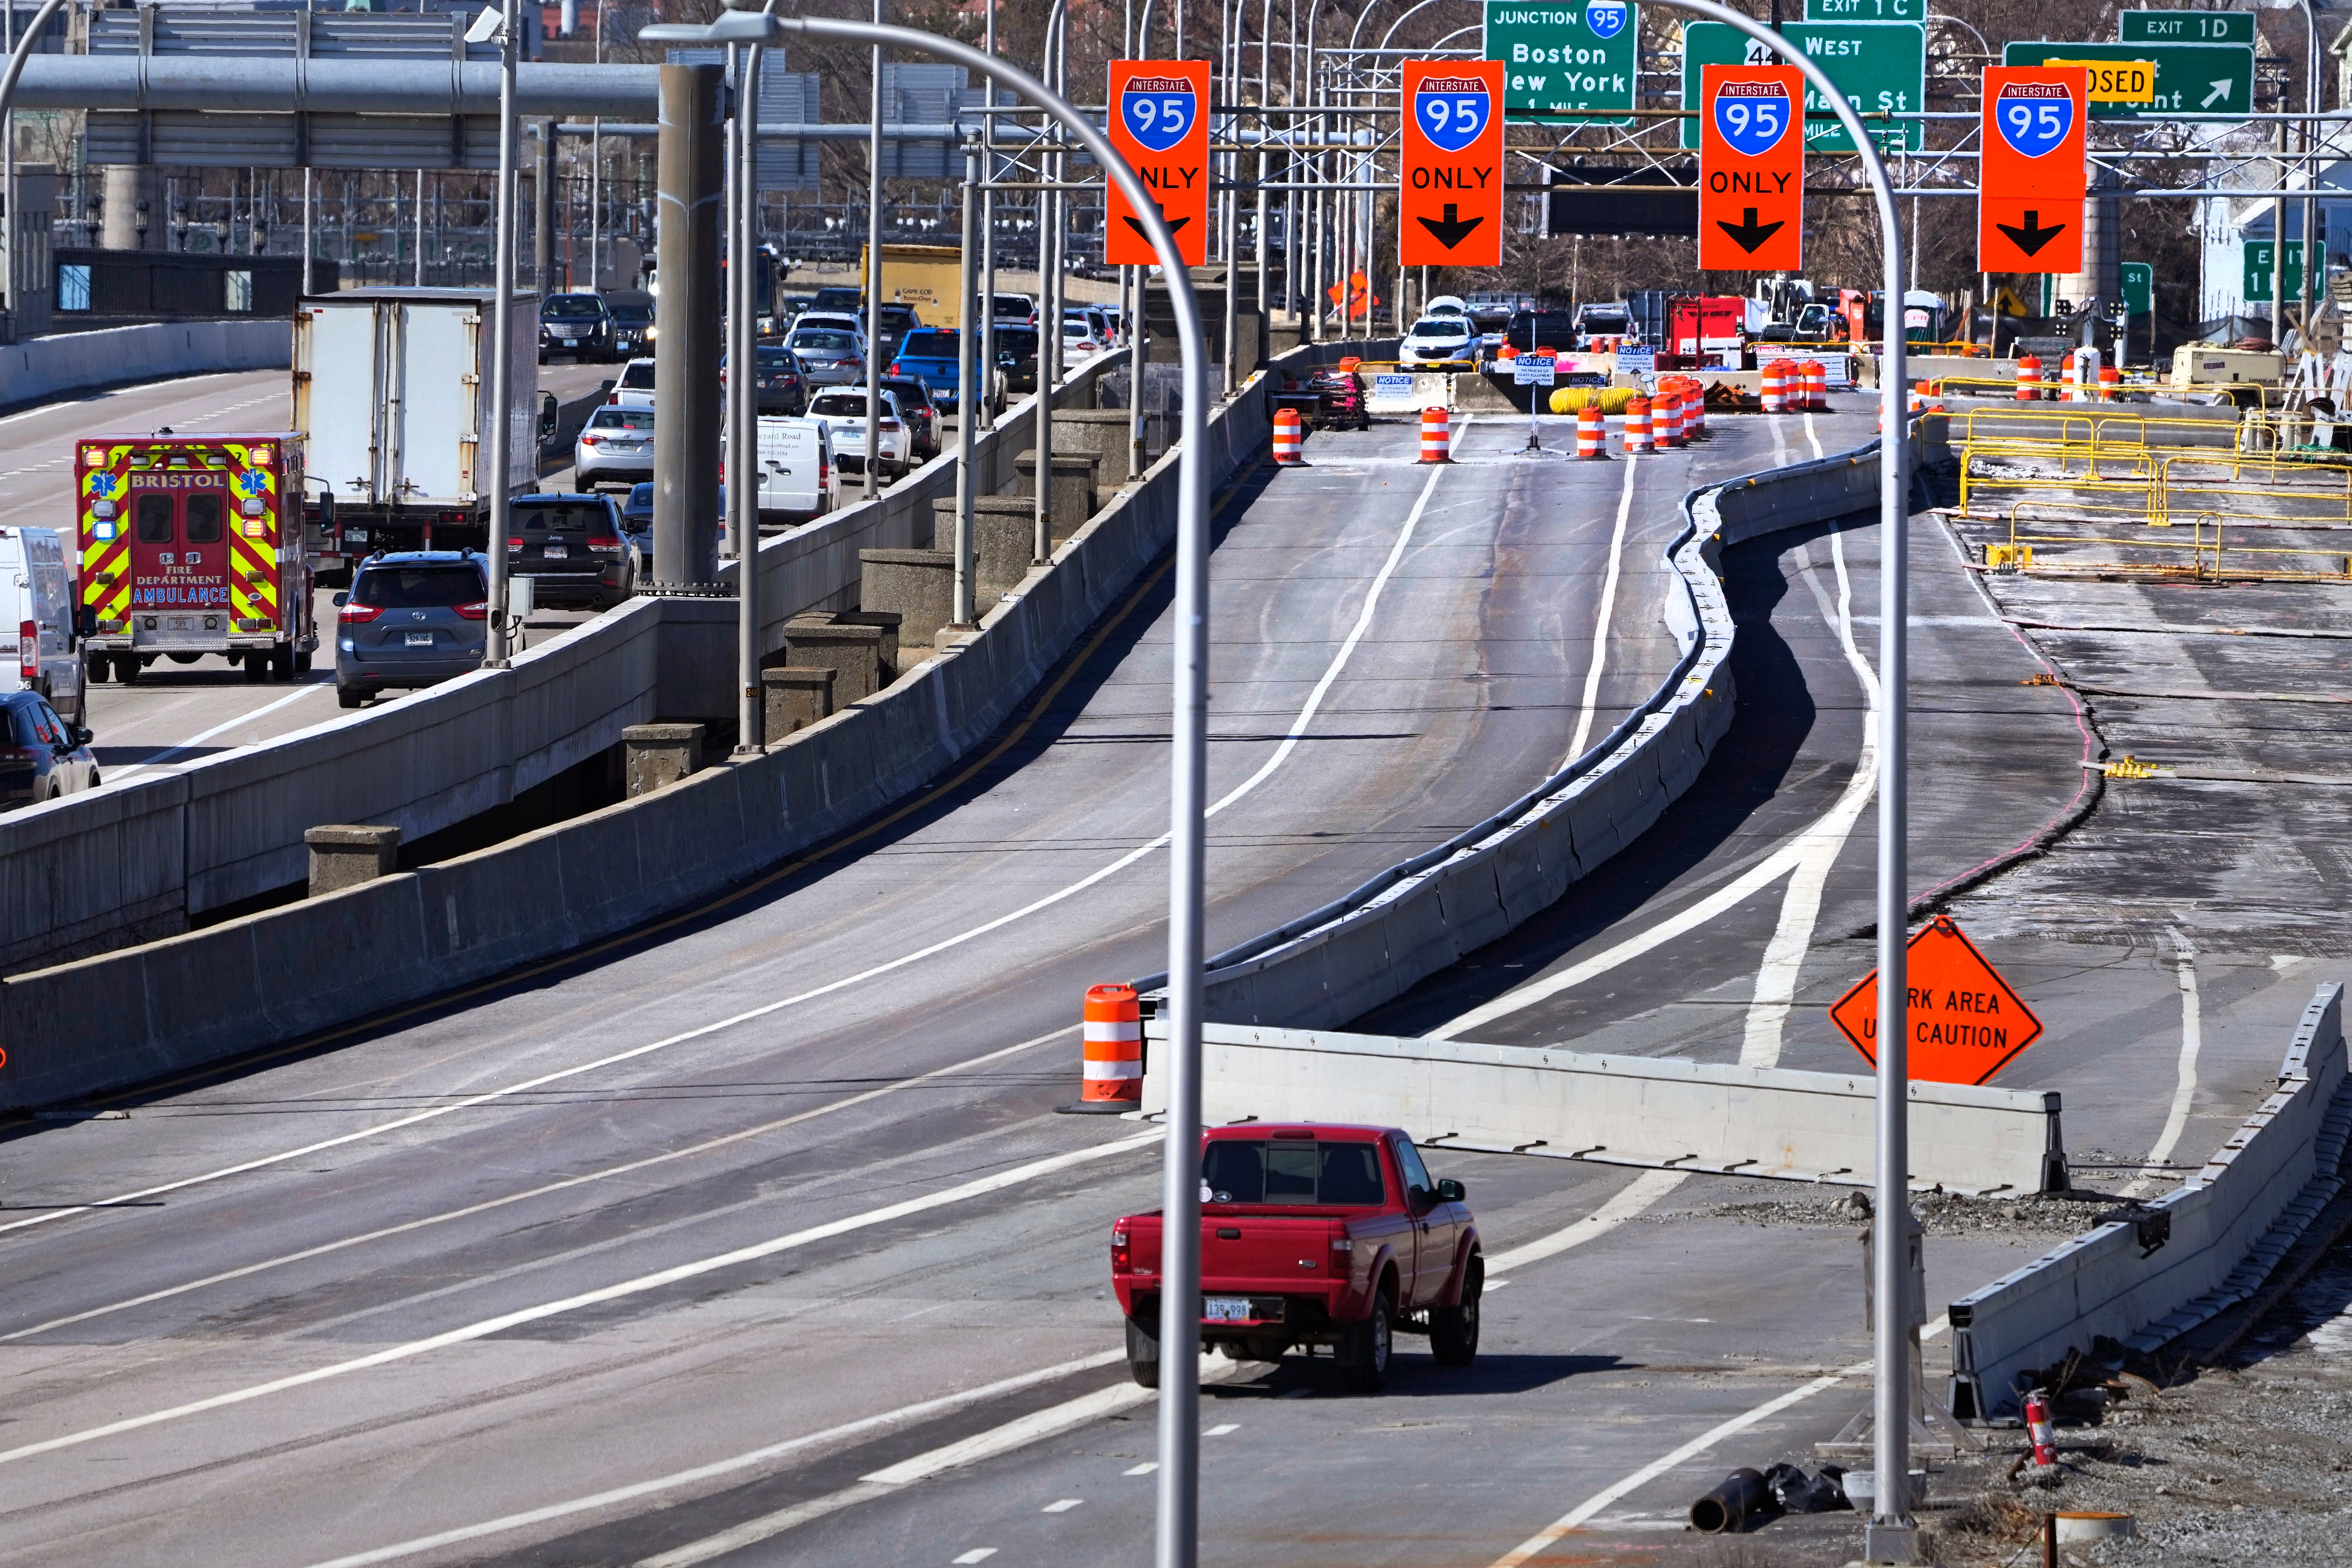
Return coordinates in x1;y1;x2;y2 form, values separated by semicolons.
0;407;1830;1567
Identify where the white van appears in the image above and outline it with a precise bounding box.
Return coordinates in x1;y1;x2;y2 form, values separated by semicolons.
1;527;85;725
755;416;834;523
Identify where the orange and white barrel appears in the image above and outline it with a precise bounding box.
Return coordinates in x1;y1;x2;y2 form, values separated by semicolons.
1801;360;1828;412
1761;359;1788;414
2097;366;2121;401
1662;388;1689;447
1076;983;1143;1110
1624;396;1653;454
2059;357;2080;403
1576;403;1605;458
1272;407;1305;464
1687;383;1709;437
2015;355;2042;401
1419;405;1451;463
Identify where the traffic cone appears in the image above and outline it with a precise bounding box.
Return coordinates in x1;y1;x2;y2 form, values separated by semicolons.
1272;407;1305;465
1419;405;1451;463
1576;403;1605;458
1624;396;1653;454
2015;354;2042;401
1063;983;1144;1114
1658;388;1686;447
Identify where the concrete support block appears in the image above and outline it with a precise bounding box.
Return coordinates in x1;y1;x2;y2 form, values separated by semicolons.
306;825;401;898
1048;410;1140;476
624;723;705;796
857;548;957;651
831;609;903;685
1010;448;1103;529
782;615;886;706
761;666;836;737
932;497;1045;603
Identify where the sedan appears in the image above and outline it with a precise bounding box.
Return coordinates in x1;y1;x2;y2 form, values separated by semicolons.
728;345;808;415
333;551;489;708
787;326;868;388
0;688;98;810
576;405;657;488
880;374;943;459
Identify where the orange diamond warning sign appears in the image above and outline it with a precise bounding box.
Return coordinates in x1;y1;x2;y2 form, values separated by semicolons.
1829;915;2043;1086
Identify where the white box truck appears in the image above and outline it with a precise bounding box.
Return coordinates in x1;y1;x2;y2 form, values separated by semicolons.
293;288;543;569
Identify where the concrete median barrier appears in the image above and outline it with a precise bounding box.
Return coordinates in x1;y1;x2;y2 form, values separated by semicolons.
0;342;1300;1111
1138;437;1883;1029
1139;1019;2069;1199
1;319;293;412
1946;985;2351;1422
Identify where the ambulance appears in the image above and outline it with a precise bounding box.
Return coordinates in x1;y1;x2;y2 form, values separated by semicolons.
75;433;320;684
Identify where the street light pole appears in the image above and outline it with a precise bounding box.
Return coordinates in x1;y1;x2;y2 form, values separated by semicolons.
733;40;765;756
485;0;522;667
863;0;884;499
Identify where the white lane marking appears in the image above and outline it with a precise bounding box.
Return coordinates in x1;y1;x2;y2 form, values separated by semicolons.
1;431;1461;1242
1204;1421;1239;1436
1042;1498;1083;1513
107;681;330;780
952;1551;998;1564
1801;410;1827;463
1739;523;1879;1068
0;371;259;430
0;1131;1163;1470
0;1028;1072;1344
2125;928;2202;1198
1563;449;1638;765
1483;1169;1689;1275
1124;1462;1159;1475
862;1382;1150;1486
294;1354;1125;1568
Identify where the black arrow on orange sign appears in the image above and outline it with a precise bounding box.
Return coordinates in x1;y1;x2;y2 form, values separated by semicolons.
1416;203;1485;250
1996;210;2067;257
1122;213;1192;242
1715;207;1786;254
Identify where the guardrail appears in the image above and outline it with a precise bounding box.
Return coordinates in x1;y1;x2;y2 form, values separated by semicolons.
0;353;1118;976
1946;984;2350;1422
0;342;1322;1111
1140;1020;2068;1198
1136;434;1883;1028
0;319;291;411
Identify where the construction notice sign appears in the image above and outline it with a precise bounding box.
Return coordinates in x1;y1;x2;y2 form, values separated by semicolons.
1978;66;2087;275
1829;915;2045;1085
1400;60;1505;268
1697;66;1804;272
1104;60;1210;268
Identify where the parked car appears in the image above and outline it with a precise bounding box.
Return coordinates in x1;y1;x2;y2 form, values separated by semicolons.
610;356;657;409
787;324;868;389
608;298;654;359
1111;1123;1480;1392
0;688;97;811
333;550;489;708
1399;315;1479;368
879;374;943;460
575;404;657;488
725;344;809;416
506;493;633;610
4;525;86;726
807;388;911;479
539;292;616;362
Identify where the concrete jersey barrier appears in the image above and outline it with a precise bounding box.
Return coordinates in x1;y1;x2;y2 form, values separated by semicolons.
0;342;1346;1110
1140;1020;2069;1199
1135;435;1883;1028
1946;984;2350;1421
1;320;293;412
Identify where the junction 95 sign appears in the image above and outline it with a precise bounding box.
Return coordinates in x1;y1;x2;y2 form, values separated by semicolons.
1104;60;1210;268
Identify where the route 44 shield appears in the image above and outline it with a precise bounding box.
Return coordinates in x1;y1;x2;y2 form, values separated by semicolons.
1104;59;1210;268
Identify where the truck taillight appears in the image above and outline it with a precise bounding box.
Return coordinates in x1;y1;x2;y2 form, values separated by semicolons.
1111;1228;1131;1274
1331;1237;1354;1253
17;620;34;681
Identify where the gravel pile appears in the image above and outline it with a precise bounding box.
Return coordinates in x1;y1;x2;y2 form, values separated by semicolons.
1657;1185;2090;1239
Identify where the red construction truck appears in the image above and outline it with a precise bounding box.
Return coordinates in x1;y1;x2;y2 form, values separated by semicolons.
1111;1123;1482;1393
74;432;320;685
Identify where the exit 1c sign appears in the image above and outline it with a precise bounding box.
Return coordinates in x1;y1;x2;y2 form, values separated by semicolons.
1804;0;1924;18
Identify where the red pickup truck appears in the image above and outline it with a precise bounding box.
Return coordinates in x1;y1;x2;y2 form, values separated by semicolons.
1111;1123;1482;1393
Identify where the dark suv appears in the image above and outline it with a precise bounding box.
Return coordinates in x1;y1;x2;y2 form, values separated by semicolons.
540;293;616;362
507;493;635;610
333;551;490;708
1502;309;1578;355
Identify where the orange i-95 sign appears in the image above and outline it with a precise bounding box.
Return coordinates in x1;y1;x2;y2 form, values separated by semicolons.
1399;60;1505;269
1979;66;2087;275
1105;60;1211;268
1697;66;1805;273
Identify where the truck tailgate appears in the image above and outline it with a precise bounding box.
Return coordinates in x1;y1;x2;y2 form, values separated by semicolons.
1199;1215;1336;1294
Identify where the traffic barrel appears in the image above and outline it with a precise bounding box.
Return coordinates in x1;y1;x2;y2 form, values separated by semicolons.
2060;355;2080;403
1272;406;1305;465
1576;403;1605;458
1623;396;1653;453
2015;354;2042;401
1687;382;1709;437
2098;365;2121;400
1066;983;1144;1113
1419;405;1452;463
1658;388;1686;447
1761;359;1788;414
1801;359;1827;412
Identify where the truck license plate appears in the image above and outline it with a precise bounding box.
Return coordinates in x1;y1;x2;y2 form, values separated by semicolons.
406;631;434;647
1203;1297;1252;1323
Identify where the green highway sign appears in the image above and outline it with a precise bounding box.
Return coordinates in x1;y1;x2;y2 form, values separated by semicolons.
1804;0;1924;18
2121;261;2153;318
2120;9;2253;44
1682;22;1923;152
2245;240;2305;300
1484;0;1639;123
2003;40;2254;119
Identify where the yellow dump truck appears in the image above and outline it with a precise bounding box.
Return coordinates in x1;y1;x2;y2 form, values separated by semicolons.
858;244;965;330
